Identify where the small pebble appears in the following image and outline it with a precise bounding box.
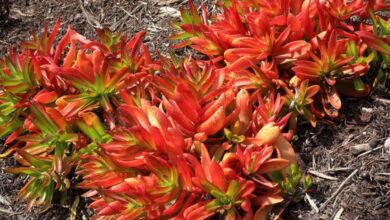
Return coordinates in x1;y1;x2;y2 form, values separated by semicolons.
368;139;379;148
0;195;10;206
384;137;390;153
362;107;373;113
350;143;372;155
360;170;369;178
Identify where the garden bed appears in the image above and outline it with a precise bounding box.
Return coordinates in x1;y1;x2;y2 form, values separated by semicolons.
0;0;389;219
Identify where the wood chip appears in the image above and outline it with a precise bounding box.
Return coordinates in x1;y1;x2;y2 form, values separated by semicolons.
375;97;390;105
356;146;383;159
0;40;9;45
385;137;390;153
308;170;338;181
305;193;319;213
333;207;344;220
79;0;102;29
158;6;180;17
10;8;34;17
152;0;181;6
350;143;372;155
0;195;10;206
0;207;20;215
322;167;353;173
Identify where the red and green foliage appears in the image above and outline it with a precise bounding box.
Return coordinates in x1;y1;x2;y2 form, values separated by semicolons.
173;0;389;119
0;0;389;219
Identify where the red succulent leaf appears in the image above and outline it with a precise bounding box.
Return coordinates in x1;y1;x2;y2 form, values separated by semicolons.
257;158;291;174
357;31;390;55
184;201;215;220
197;106;226;135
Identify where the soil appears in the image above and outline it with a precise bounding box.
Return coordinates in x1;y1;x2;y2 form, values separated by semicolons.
0;1;389;220
286;88;390;220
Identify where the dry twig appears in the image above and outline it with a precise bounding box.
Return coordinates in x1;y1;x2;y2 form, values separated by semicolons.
356;146;383;159
305;193;319;213
0;195;10;206
319;169;358;211
333;207;344;220
0;39;9;45
375;97;390;105
321;167;353;173
376;173;390;176
308;170;338;181
0;207;20;215
116;5;141;20
79;0;102;29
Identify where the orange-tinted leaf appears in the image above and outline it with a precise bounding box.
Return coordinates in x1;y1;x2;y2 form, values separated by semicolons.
275;135;297;177
196;106;226;135
34;90;59;104
210;162;227;192
357;31;390;55
255;123;281;145
258;158;290;174
324;84;341;110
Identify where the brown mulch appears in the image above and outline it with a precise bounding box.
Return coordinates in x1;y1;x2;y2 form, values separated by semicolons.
0;0;214;55
286;88;390;220
0;1;389;220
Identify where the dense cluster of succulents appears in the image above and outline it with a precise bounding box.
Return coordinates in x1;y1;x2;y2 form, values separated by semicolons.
0;0;389;219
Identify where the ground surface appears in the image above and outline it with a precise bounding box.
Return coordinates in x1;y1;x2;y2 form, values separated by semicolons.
0;1;389;220
287;89;390;220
